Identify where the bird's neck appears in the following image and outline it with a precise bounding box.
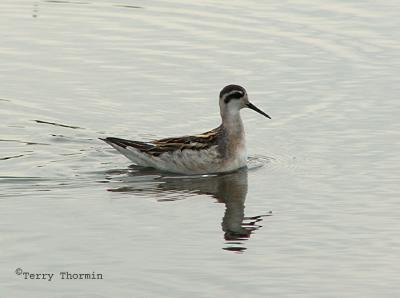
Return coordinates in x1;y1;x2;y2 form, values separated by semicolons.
221;109;245;136
220;110;247;169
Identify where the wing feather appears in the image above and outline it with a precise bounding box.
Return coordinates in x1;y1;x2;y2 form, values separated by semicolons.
101;126;223;157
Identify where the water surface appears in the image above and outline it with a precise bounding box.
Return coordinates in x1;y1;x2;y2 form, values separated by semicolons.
1;0;399;297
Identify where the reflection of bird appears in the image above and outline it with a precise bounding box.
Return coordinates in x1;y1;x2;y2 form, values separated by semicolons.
107;167;270;251
101;85;270;174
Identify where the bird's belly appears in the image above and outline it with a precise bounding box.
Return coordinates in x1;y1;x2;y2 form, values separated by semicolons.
224;145;247;172
236;146;248;167
157;146;223;174
159;145;247;174
123;144;247;175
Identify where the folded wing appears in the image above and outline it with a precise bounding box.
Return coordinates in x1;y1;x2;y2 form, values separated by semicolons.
101;125;223;157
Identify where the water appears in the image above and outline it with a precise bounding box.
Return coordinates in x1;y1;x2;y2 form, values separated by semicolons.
1;0;399;297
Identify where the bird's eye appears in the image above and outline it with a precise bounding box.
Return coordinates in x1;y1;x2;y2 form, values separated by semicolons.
224;91;244;103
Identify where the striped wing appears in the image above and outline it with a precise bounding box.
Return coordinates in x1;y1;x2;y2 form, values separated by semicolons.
102;125;223;157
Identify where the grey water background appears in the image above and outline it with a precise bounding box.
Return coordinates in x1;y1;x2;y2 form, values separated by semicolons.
1;0;399;297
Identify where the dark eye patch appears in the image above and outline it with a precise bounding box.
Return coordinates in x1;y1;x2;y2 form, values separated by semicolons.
224;91;243;103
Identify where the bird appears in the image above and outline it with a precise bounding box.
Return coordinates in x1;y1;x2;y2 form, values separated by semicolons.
101;84;271;175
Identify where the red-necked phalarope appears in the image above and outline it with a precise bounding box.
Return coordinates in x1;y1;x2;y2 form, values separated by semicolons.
101;84;270;174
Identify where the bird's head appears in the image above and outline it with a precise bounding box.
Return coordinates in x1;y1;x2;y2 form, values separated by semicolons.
219;84;271;119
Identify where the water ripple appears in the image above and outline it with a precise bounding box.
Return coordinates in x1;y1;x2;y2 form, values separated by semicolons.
34;120;83;129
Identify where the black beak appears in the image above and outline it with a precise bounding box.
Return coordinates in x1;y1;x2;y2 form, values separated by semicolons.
246;102;271;119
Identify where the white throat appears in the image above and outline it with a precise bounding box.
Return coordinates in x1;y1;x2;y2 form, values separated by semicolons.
221;107;244;135
220;106;247;170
